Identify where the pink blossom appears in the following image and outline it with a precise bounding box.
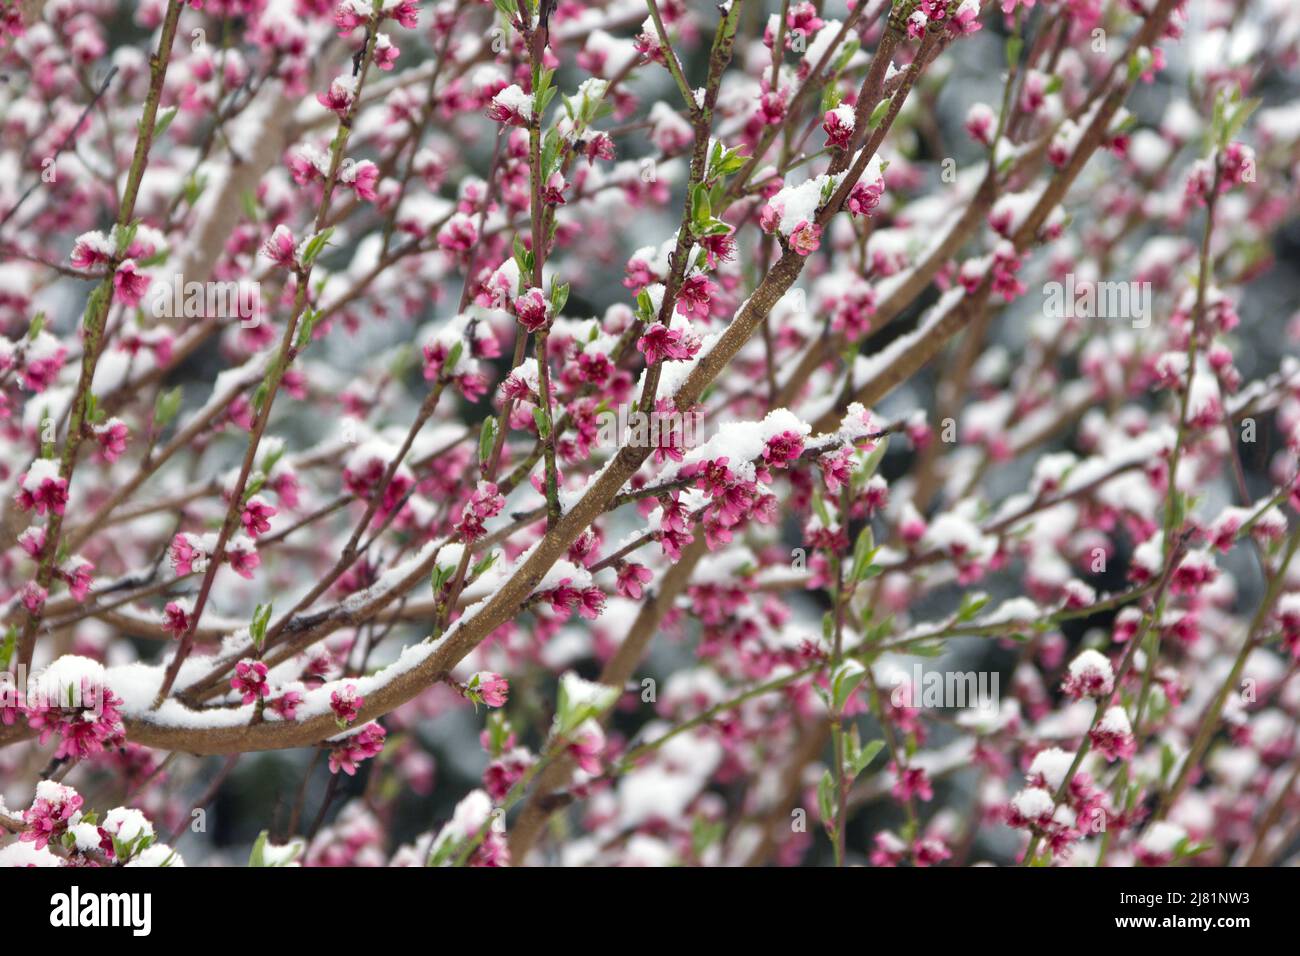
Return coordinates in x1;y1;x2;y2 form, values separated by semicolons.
21;784;83;850
785;2;824;41
231;659;270;704
331;683;364;725
819;447;854;493
226;539;261;579
15;463;69;516
483;748;533;801
615;562;653;599
542;171;568;205
162;601;191;638
59;558;94;602
513;287;550;332
1062;650;1114;700
18;526;46;560
28;681;125;760
241;496;278;538
675;273;716;321
1090;708;1137;762
637;324;700;365
788;220;822;256
890;763;933;802
567;720;606;774
822;108;854;150
386;0;418;29
20;581;47;614
487;86;531;127
70;230;113;270
93;418;129;461
847;179;884;217
437;213;478;253
329;722;387;775
471;672;509;708
763;430;805;466
269;690;304;720
373;34;399;71
340;158;380;201
170;533;209;575
455;480;505;542
333;0;370;35
317;74;357;118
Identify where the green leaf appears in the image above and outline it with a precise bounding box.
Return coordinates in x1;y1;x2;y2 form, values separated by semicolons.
956;591;990;622
431;562;454;595
471;551;498;578
1005;35;1023;68
1174;836;1212;860
182;172;207;206
251;381;269;417
153;106;178;139
81;282;109;328
541;126;563;178
554;675;619;735
0;626;16;673
296;307;322;349
690;183;712;232
850;739;885;778
1126;52;1144;84
445;340;464;375
485;710;511;755
114;221;140;257
154;386;184;428
821;84;842;114
241;189;260;223
250;603;273;650
260;444;285;476
298;227;335;268
532;406;550;439
697;218;733;238
635;288;655;322
512;235;534;279
691;815;725;856
706;142;748;180
1221;96;1261;146
849;526;876;583
534;71;557;118
136;248;169;268
242;472;266;502
1159;742;1176;784
549;279;570;316
831;38;860;73
810;488;832;529
817;769;836;827
478;417;497;467
831;661;868;712
905;642;946;657
248;830;304;866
